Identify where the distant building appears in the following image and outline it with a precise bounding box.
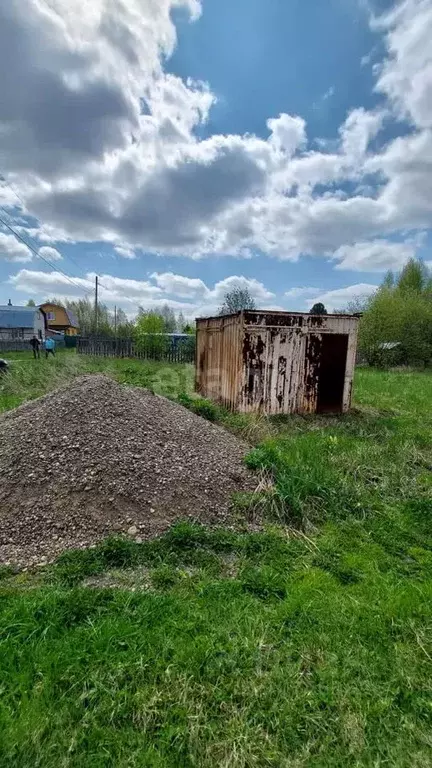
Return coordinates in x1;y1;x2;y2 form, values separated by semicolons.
39;303;79;336
0;305;45;341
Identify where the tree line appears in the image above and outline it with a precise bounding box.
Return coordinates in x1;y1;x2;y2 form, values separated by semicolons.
44;298;195;339
304;260;432;367
43;287;258;338
355;259;432;367
36;261;432;367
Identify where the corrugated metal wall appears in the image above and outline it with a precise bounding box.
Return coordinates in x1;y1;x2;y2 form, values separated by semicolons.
196;314;243;409
196;311;359;415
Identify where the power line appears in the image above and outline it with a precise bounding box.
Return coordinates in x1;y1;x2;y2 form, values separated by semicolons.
0;174;27;212
0;174;143;312
0;173;87;278
0;210;93;296
96;278;143;313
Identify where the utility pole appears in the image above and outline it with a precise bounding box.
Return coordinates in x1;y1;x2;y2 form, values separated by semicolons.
94;275;98;335
114;305;117;355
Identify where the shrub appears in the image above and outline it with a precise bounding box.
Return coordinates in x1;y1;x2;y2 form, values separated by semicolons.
358;260;432;367
177;392;220;422
134;312;170;359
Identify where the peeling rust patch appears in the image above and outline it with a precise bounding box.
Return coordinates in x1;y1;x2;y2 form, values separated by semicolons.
244;311;305;328
303;334;322;411
276;355;287;408
309;315;325;328
243;332;266;406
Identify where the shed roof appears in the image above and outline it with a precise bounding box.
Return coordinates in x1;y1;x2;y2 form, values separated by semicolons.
197;309;359;322
0;306;40;329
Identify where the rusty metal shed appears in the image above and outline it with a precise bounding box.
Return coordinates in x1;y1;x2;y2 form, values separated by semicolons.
195;310;359;415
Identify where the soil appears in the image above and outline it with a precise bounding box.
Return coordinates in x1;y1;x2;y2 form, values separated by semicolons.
0;375;257;566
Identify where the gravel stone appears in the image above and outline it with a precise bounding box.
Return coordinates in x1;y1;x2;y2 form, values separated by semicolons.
0;375;257;566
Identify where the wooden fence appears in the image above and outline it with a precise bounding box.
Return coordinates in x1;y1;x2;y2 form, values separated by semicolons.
0;340;32;354
77;335;196;364
0;339;65;354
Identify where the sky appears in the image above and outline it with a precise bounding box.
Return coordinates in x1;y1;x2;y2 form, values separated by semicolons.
0;0;431;318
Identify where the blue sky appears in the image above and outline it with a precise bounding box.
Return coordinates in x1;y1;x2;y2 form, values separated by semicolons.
0;0;431;317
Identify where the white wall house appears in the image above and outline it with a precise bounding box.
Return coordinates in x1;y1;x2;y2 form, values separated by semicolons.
0;305;45;341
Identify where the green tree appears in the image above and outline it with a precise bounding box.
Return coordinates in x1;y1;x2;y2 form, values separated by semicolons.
160;304;177;333
64;298;112;336
115;308;128;327
334;297;371;315
219;287;257;315
26;299;36;307
382;270;395;289
134;311;169;358
113;307;135;339
396;259;428;296
358;259;432;367
177;311;186;333
309;302;327;315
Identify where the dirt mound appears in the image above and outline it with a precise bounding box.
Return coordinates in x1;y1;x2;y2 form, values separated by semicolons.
0;375;257;566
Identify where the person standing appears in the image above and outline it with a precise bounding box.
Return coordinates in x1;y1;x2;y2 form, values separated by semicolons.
44;337;56;358
30;335;41;359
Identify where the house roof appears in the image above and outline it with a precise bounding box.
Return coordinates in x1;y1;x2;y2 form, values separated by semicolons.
0;306;40;329
39;303;79;328
65;308;79;328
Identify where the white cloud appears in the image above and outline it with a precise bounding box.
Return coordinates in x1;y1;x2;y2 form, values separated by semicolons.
211;276;275;302
8;269;275;318
0;232;32;262
0;0;202;178
8;270;93;298
307;283;378;311
322;86;335;101
267;114;307;155
374;0;432;129
0;182;19;209
332;239;417;271
114;246;136;259
8;269;164;307
93;273;163;302
339;107;384;161
151;272;275;302
0;0;431;271
38;245;62;262
366;129;432;231
151;272;209;298
285;286;322;298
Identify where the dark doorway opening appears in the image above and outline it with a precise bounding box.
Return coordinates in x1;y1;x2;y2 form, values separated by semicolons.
317;334;349;414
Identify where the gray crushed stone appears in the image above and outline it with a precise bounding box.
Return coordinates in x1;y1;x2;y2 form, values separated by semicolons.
0;375;257;566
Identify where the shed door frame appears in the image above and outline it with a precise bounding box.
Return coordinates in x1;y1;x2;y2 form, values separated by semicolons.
302;332;350;414
316;333;349;414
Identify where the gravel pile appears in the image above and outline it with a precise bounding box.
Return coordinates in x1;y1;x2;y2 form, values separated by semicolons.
0;375;257;566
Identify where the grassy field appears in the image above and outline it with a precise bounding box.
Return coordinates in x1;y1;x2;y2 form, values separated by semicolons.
1;352;432;766
0;349;195;412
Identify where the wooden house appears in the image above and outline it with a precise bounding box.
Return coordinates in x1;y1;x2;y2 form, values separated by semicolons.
39;303;79;336
0;304;45;342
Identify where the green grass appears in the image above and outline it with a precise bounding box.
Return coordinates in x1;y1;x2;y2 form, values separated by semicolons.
1;356;432;766
0;349;194;412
